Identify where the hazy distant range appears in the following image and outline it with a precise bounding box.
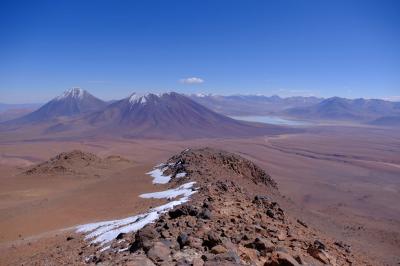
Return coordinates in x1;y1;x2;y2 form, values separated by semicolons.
189;94;400;126
1;93;400;126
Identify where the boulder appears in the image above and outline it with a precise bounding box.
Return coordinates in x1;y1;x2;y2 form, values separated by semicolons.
244;237;274;255
169;205;199;219
265;251;300;266
198;208;212;219
203;250;242;266
307;240;337;266
115;233;125;240
210;245;227;254
188;236;204;250
177;233;189;249
129;226;158;253
146;241;170;263
277;230;287;241
238;245;259;264
202;231;222;249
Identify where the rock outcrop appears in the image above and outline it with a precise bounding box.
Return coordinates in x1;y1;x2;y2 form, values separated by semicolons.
78;148;367;265
25;150;102;175
24;150;129;176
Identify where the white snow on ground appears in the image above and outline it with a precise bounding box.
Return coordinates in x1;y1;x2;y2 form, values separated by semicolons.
99;245;111;252
139;182;196;200
147;168;172;184
76;182;197;245
146;163;187;184
175;172;186;178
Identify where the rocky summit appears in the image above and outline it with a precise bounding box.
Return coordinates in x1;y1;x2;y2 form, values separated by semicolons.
25;150;103;175
71;148;368;266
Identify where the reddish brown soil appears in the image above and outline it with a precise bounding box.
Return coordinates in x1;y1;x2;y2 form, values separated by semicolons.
0;125;399;265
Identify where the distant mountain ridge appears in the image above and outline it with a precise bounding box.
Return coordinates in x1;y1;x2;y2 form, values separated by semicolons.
2;90;400;132
189;93;323;116
284;97;400;122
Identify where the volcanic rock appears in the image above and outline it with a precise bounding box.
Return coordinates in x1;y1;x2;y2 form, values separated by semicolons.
76;148;367;266
265;251;300;266
146;242;170;263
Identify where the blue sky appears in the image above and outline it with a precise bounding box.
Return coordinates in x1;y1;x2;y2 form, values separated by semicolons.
0;0;399;103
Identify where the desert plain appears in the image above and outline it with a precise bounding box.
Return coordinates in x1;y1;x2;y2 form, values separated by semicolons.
0;123;399;265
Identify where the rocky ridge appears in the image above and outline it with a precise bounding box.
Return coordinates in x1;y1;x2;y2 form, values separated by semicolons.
77;148;368;265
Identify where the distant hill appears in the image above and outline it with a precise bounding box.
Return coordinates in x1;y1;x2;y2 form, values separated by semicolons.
189;94;322;116
284;97;400;122
6;88;107;124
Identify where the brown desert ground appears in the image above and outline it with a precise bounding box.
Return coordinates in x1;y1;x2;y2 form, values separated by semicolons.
0;124;399;265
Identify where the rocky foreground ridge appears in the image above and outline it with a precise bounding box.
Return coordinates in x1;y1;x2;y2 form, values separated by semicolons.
74;148;367;266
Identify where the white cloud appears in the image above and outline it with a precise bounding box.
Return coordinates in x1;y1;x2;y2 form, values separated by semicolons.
179;77;204;84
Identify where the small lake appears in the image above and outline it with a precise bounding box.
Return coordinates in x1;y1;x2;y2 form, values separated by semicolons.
230;115;311;126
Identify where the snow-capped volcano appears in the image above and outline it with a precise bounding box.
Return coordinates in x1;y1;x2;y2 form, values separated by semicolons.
84;92;290;139
127;92;170;105
56;88;86;100
8;88;107;124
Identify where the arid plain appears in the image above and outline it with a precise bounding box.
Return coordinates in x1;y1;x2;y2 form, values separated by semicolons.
0;124;399;265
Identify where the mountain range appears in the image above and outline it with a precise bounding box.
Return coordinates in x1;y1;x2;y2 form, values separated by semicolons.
189;93;322;116
189;94;400;125
284;97;400;122
2;90;400;136
1;89;294;139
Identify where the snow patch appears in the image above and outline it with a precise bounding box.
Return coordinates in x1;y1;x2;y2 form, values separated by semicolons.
118;247;129;252
128;92;175;106
76;182;197;245
140;181;196;200
77;201;181;244
176;172;186;178
99;245;111;252
146;162;187;183
128;92;159;105
147;167;172;184
129;93;147;104
57;88;85;100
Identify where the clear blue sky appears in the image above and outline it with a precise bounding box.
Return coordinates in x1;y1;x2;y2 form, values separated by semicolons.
0;0;399;103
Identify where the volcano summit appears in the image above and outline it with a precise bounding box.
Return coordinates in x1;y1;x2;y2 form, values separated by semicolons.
58;92;294;139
